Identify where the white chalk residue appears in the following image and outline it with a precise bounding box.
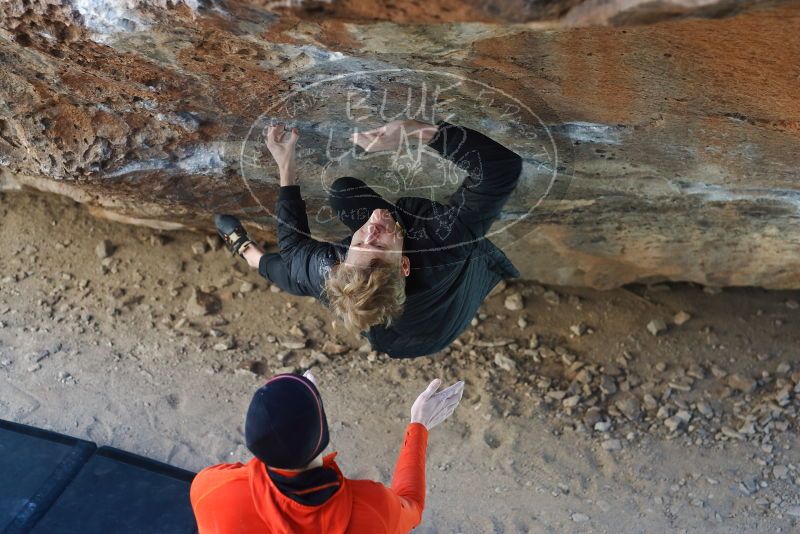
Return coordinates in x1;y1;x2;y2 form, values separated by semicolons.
73;0;199;39
176;145;225;174
105;159;170;177
479;118;512;134
282;45;398;77
551;122;625;145
681;182;800;215
297;46;351;65
106;144;225;178
260;0;332;8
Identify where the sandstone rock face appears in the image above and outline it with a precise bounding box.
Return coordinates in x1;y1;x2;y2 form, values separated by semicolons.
0;0;798;289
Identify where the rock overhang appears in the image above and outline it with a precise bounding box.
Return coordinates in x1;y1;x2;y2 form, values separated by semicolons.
0;0;797;288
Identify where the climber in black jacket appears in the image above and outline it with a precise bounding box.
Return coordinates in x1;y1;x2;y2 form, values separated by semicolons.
216;118;522;358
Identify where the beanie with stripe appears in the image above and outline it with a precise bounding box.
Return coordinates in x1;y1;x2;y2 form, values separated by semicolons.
245;373;330;469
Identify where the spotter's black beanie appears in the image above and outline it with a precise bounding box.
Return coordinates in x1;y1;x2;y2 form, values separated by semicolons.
245;373;330;469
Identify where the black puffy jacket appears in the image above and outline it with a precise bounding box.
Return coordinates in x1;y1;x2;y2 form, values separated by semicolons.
273;121;523;358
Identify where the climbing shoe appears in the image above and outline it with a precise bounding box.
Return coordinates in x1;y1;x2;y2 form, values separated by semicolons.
214;214;253;256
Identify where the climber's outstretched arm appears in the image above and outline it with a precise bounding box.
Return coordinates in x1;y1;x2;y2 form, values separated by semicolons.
264;124;338;300
427;120;523;242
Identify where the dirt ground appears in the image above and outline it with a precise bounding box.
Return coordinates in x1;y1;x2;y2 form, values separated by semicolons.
1;190;799;533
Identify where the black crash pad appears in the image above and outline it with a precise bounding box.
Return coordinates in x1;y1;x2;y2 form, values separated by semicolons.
0;420;96;533
0;419;197;534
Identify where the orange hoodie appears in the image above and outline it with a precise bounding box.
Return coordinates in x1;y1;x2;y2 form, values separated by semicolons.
190;423;429;534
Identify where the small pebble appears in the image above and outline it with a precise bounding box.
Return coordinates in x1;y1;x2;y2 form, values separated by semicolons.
571;513;589;523
504;293;523;311
95;240;114;259
191;241;208;255
673;311;692;325
601;439;622;451
570;323;588;336
727;373;757;393
494;353;516;372
647;319;667;336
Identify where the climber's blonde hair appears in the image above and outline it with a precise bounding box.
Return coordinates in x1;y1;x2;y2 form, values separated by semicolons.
324;258;406;334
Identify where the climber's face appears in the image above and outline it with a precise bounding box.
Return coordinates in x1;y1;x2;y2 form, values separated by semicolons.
345;209;410;275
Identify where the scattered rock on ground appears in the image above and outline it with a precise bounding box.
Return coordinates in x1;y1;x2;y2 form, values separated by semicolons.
236;360;265;375
599;375;617;395
299;351;329;369
322;341;349;355
571;513;589;523
186;288;221;316
710;364;728;378
280;337;307;350
95;240;114;259
206;235;222;251
601;439;622;451
494;353;516;372
504;293;524;311
647;319;667;336
615;393;642;421
696;401;713;418
213;338;236;351
240;281;255;293
543;290;560;305
673;311;692;325
727;373;757;393
594;421;612;432
570;323;588;336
